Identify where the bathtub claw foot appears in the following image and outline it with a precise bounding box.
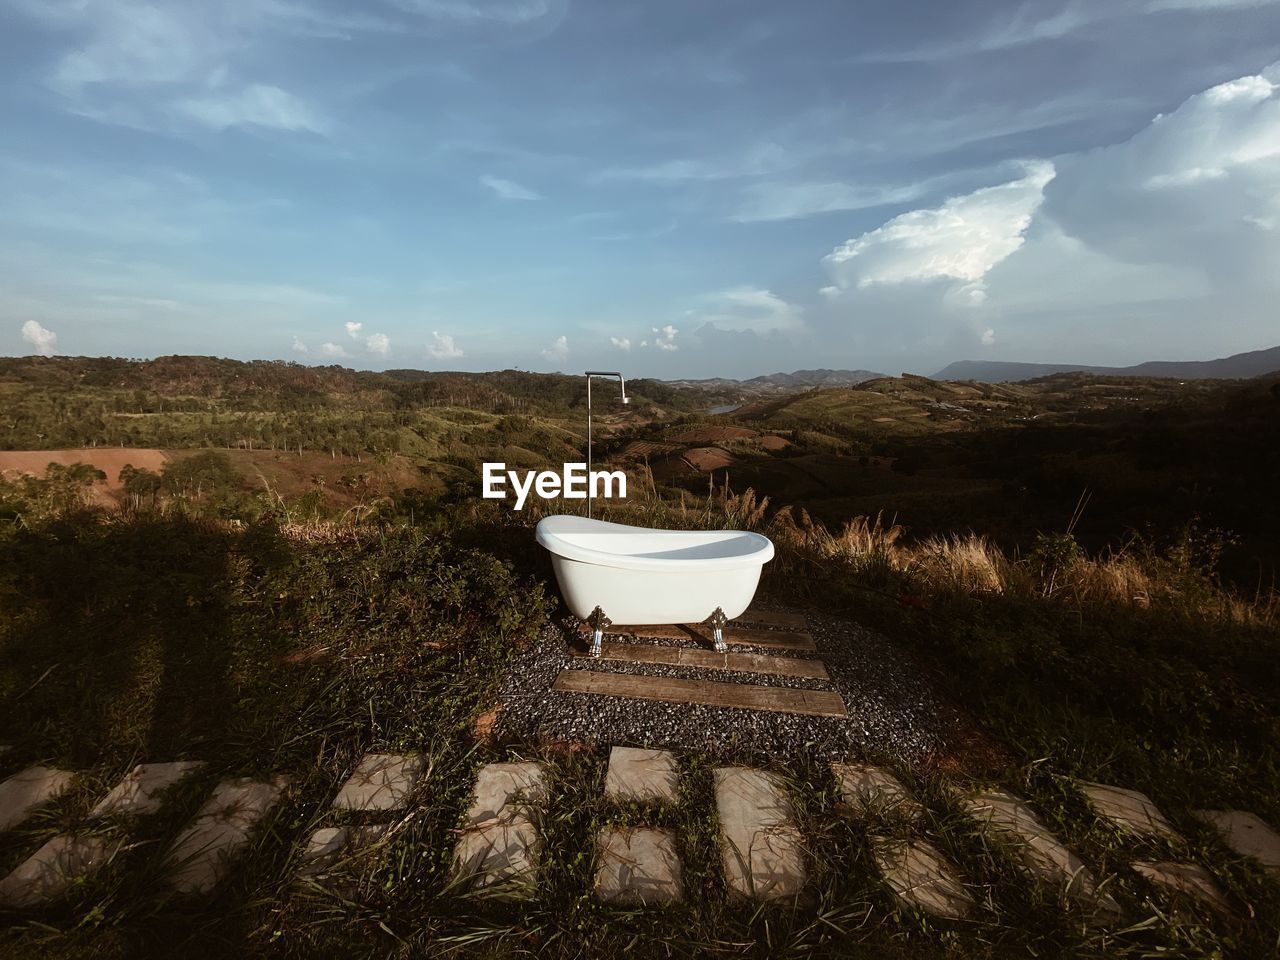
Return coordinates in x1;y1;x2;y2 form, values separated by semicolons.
586;605;612;658
705;607;729;653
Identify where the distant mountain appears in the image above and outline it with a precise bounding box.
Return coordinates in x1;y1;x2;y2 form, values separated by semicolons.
933;345;1280;383
664;368;884;394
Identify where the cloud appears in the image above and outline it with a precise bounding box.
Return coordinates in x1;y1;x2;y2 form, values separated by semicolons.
1146;0;1278;9
823;161;1054;293
692;287;803;334
345;321;363;338
480;175;542;200
427;330;464;359
815;65;1280;366
317;341;349;358
385;0;564;25
651;325;678;351
175;84;328;134
731;180;936;222
364;332;391;356
609;336;632;350
540;334;568;361
291;335;309;354
593;143;791;184
21;320;58;356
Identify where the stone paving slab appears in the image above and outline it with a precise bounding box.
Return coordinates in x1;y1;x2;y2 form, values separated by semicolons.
595;826;683;905
454;816;542;888
871;836;974;920
300;824;390;876
1132;860;1230;914
464;761;548;825
166;776;286;895
605;747;678;804
454;761;548;888
833;763;922;821
1077;781;1181;842
331;753;425;813
90;761;205;819
0;834;114;908
1193;810;1280;873
713;767;806;902
961;789;1119;914
0;766;75;831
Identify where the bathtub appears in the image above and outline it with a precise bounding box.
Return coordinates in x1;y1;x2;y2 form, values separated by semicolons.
535;514;775;656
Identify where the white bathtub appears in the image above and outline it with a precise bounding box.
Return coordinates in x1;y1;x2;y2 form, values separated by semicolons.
535;515;775;655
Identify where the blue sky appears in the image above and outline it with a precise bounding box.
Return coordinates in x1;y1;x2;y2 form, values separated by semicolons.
2;0;1279;378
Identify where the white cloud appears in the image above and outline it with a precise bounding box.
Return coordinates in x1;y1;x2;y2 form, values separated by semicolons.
480;175;542;200
540;334;568;361
732;180;934;222
693;287;803;334
317;342;349;358
364;332;391;356
345;321;363;338
175;84;329;134
1146;0;1278;10
427;330;464;359
981;328;996;346
21;320;58;356
609;336;632;350
823;161;1054;293
291;335;309;354
651;325;678;351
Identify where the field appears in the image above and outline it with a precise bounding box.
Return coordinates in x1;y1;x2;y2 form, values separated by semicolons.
0;356;1278;958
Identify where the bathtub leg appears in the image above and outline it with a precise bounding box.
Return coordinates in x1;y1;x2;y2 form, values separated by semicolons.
705;607;729;653
586;605;612;658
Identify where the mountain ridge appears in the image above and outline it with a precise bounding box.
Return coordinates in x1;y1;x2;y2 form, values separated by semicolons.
933;344;1280;383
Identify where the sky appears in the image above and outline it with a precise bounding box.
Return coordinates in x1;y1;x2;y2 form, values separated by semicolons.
1;0;1279;379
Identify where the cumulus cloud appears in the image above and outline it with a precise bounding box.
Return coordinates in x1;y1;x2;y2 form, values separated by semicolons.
364;332;390;356
817;66;1280;364
427;330;464;359
291;336;309;354
609;336;632;350
480;175;542;200
317;342;348;358
541;334;568;361
651;325;678;351
823;161;1054;294
345;321;363;338
21;320;58;356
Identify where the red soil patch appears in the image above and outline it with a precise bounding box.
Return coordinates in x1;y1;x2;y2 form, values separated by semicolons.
758;435;792;451
0;448;170;491
681;446;735;472
670;426;758;444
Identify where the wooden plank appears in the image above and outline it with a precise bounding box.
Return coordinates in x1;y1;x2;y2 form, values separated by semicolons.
579;623;817;653
553;669;847;718
737;607;808;629
682;624;817;653
571;641;829;680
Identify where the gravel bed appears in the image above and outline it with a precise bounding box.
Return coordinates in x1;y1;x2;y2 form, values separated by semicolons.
491;607;976;765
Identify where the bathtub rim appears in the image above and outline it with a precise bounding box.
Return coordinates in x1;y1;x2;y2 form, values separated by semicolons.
535;514;774;573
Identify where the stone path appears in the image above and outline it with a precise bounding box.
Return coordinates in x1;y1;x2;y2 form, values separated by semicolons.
1077;781;1181;842
91;762;205;819
959;788;1119;914
714;767;806;902
872;837;974;920
167;777;287;895
0;746;1274;932
0;766;75;831
1193;810;1280;873
453;761;547;888
596;747;683;905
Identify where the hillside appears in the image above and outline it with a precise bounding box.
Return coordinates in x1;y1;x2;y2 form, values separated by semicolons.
933;343;1280;382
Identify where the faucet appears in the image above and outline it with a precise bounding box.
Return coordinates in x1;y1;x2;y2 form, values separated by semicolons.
585;371;629;519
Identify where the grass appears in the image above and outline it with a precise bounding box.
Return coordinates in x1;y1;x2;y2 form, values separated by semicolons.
0;477;1278;956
